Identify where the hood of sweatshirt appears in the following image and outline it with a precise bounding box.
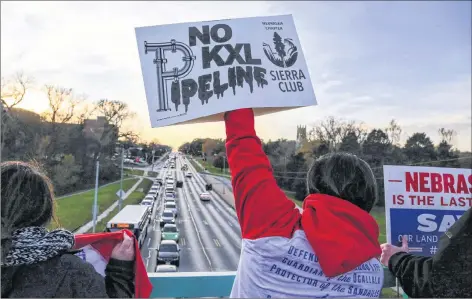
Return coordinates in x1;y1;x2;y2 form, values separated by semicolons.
301;193;381;277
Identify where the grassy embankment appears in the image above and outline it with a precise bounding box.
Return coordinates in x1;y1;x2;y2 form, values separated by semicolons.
91;178;154;232
50;178;139;231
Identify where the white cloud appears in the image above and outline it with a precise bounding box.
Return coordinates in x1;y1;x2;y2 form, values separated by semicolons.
1;1;470;151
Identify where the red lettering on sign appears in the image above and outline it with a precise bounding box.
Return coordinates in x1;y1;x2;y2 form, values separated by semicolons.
404;172;472;194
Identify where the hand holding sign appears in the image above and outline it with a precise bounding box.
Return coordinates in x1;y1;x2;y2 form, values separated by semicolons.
111;232;135;261
380;235;409;267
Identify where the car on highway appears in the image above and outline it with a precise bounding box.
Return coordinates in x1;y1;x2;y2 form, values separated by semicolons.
150;185;159;191
148;189;158;199
155;264;177;273
157;240;180;267
161;224;180;242
155;178;163;185
140;198;153;206
164;198;176;205
164;202;178;217
165;191;176;199
199;192;211;201
144;194;155;201
160;209;175;227
185;172;192;178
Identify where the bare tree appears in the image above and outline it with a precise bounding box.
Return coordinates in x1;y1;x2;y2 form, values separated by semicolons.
309;117;365;151
41;85;83;160
1;72;34;109
1;72;35;156
438;128;456;144
96;99;135;131
42;85;81;124
385;119;402;146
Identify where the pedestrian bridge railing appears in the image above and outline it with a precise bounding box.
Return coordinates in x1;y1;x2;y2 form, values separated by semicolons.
147;268;404;298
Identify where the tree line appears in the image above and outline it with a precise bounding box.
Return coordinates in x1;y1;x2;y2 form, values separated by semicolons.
179;117;471;206
1;72;171;195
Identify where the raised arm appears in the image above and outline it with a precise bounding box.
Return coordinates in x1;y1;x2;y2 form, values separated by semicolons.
224;108;301;239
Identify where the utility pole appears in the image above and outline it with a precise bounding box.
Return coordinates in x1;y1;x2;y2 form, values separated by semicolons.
118;145;124;211
151;149;156;171
92;154;100;233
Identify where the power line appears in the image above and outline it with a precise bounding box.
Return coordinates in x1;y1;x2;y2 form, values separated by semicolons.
271;156;472;175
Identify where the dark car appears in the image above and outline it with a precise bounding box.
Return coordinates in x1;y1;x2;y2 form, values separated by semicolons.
157;240;180;267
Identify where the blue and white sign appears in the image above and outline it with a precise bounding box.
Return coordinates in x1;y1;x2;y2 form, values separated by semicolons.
384;165;472;256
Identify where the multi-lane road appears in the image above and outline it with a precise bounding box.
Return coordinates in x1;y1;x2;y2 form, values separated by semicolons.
140;155;242;273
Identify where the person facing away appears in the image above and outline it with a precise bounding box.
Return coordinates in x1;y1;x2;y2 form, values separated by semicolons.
1;161;135;298
380;206;471;298
225;109;384;298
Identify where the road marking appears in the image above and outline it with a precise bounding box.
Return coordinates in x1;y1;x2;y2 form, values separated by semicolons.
213;239;221;247
203;220;209;226
227;221;233;227
180;238;186;246
147;238;151;247
196;208;201;212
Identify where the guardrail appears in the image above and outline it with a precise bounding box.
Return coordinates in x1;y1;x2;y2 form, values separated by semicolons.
147;268;405;298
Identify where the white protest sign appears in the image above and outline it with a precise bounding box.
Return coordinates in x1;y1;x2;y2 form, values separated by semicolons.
135;14;317;128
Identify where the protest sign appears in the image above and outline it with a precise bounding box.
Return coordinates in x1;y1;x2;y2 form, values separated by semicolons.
135;14;317;128
384;165;472;256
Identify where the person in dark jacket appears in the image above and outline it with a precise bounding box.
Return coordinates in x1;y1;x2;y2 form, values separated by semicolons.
1;161;135;298
380;206;471;298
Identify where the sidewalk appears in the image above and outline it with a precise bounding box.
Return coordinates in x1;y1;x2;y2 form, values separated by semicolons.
75;177;144;234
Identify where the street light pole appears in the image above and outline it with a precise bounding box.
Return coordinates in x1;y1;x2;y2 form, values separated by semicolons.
92;155;100;233
118;146;124;211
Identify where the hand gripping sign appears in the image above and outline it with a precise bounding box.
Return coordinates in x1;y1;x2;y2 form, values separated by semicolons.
144;40;196;112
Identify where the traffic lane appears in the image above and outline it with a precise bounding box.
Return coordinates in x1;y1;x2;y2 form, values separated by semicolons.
173;169;212;272
142;217;161;271
184;173;240;271
188;173;241;245
177;160;234;271
186;163;241;236
186;176;241;266
141;169;167;271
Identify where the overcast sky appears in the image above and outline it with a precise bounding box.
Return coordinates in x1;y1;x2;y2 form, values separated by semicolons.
2;1;471;150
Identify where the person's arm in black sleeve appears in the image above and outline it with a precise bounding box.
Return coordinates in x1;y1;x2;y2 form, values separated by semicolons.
58;254;134;298
105;258;135;298
388;252;434;298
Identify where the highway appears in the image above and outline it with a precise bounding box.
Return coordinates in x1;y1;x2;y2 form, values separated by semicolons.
140;154;242;273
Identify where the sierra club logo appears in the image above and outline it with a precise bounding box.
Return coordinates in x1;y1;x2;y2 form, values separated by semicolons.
263;31;305;93
263;32;298;68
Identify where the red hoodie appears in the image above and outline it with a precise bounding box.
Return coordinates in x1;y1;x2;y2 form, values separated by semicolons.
226;109;383;298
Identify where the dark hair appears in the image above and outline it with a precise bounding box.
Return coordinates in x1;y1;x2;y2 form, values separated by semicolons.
1;161;56;264
306;152;377;212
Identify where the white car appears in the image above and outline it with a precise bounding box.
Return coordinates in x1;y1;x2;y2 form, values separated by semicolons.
185;172;192;178
148;189;158;199
165;192;176;199
144;195;155;201
141;199;153;206
160;209;175;227
199;192;211;201
156;264;177;272
164;202;178;217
